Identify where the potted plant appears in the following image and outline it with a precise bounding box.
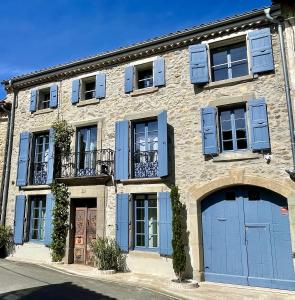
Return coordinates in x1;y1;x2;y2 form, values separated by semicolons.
0;225;13;258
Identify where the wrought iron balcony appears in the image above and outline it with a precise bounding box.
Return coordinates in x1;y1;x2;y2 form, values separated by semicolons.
56;149;114;180
32;162;48;185
133;150;158;178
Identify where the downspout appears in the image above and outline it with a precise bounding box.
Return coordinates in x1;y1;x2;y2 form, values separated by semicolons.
0;84;17;225
264;7;295;177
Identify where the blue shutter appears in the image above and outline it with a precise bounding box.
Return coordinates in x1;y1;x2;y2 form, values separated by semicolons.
154;57;165;87
14;195;26;245
124;66;134;93
72;79;80;104
201;107;219;155
29;90;37;113
159;192;172;256
189;44;209;84
116;193;129;252
248;98;270;151
44;194;55;246
16;132;31;186
95;73;106;99
249;28;274;74
46;128;55;185
49;85;58;108
115;120;129;180
157;111;168;177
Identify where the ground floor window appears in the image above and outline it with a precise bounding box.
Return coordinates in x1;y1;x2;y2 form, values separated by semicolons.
134;194;158;250
29;196;46;241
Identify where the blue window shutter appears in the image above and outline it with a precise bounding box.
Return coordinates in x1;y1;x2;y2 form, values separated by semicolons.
159;192;172;256
189;44;209;84
95;73;106;99
248;98;270;151
116;193;129;252
124;66;134;93
44;194;55;246
72;79;80;104
201;107;219;155
46;129;55;185
154;57;165;87
14;195;26;245
158;111;168;177
30;90;37;113
115;120;129;180
49;85;58;108
249;28;274;74
16;132;31;186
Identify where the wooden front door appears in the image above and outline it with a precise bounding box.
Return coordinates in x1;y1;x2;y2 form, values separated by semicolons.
74;206;96;265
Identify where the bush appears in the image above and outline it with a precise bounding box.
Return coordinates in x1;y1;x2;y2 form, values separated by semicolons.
90;237;125;271
0;225;13;257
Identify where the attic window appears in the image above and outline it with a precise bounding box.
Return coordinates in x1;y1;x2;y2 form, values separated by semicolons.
38;88;50;110
81;76;96;100
135;63;153;90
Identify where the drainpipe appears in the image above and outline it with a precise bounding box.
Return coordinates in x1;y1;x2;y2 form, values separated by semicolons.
264;8;295;177
0;84;17;226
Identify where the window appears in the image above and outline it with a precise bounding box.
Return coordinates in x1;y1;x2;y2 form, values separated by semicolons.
211;42;248;82
135;63;153;89
38;88;50;110
219;106;248;152
81;77;96;100
29;196;46;241
133;120;158;178
32;133;49;185
76;126;97;176
134;194;158;250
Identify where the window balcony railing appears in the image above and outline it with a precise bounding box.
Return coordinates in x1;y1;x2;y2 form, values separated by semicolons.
32;162;48;185
56;149;114;179
133;150;158;178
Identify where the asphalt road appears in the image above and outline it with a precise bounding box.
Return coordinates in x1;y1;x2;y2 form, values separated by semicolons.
0;259;175;300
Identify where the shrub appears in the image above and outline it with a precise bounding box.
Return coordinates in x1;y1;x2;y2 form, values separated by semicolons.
90;237;125;271
0;225;13;257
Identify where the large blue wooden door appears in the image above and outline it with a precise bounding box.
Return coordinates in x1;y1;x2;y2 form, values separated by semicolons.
201;186;295;290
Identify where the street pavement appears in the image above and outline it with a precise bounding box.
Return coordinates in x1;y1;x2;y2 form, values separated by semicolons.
0;259;175;300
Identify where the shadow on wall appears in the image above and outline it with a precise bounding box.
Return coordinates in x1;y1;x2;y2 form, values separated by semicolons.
0;282;116;300
167;124;175;184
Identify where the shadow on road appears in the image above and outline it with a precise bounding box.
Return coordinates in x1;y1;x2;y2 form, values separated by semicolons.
0;282;117;300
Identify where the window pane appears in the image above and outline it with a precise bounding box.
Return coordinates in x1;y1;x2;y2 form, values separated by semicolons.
237;139;247;149
236;130;246;139
212;67;228;81
230;43;247;62
136;235;145;247
211;49;227;66
147;194;157;201
221;120;232;131
149;235;158;248
136;199;145;206
222;131;232;140
148;121;158;132
32;230;38;240
223;140;233;151
135;133;145;145
136;208;145;220
232;61;248;78
135;123;145;134
136;221;145;234
148;199;157;207
235;118;246;129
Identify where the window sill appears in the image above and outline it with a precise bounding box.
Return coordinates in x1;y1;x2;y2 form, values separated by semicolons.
21;185;50;190
205;74;257;89
130;87;159;97
32;108;54;115
120;177;162;184
128;250;160;258
213;151;260;162
76;98;100;107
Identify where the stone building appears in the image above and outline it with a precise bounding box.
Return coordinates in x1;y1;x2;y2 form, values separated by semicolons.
2;3;295;290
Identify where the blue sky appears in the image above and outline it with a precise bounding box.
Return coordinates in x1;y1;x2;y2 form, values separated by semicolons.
0;0;271;99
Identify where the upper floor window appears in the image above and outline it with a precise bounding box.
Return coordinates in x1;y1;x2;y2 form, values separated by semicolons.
30;85;58;113
38;88;51;110
81;76;96;100
29;196;46;241
135;63;153;89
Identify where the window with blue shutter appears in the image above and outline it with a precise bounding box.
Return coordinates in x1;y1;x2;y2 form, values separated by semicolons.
44;194;55;246
30;90;37;113
125;66;134;93
46;129;55;185
115;120;129;180
201;107;219;155
49;85;58;108
72;79;80;104
248;98;270;151
14;195;26;245
29;195;46;242
158;111;168;177
159;192;172;256
189;44;209;84
95;73;106;99
154;58;165;87
116;193;129;252
16;132;31;186
249;28;274;74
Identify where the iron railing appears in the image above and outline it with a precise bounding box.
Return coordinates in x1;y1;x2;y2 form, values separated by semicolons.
133;150;158;178
32;162;48;185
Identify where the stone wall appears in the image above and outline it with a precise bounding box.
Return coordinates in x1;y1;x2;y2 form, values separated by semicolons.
0;110;8;193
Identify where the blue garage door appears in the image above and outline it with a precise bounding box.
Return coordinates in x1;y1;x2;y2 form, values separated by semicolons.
201;186;295;290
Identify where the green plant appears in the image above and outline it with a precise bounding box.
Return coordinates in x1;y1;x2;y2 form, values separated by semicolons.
0;225;13;257
90;237;125;271
50;182;70;262
171;185;186;282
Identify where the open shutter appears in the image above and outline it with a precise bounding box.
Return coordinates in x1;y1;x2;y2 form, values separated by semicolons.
95;73;106;99
72;79;80;104
116;193;129;252
159;192;172;256
46;128;55;185
124;66;134;93
16;132;31;186
154;57;165;87
14;195;26;245
29;90;37;113
249;28;274;74
49;85;58;108
44;194;55;246
248;98;270;151
189;44;209;84
115;120;129;180
201;107;219;155
158;111;168;177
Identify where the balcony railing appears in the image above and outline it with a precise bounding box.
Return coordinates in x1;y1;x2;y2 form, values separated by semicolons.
56;149;114;179
133;150;158;178
32;162;48;185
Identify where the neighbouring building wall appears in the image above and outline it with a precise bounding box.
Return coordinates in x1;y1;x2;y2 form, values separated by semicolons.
0;109;9;193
